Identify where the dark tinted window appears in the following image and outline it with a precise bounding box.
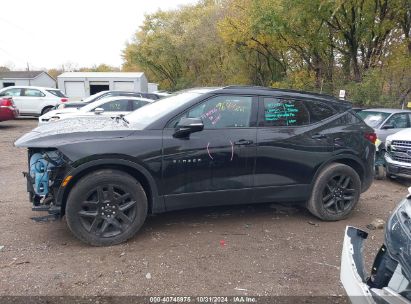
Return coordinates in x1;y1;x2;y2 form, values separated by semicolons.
98;100;130;112
169;95;253;129
260;98;309;127
305;100;336;123
46;90;66;97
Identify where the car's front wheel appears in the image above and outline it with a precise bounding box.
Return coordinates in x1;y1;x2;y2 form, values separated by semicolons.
66;169;148;246
306;163;361;221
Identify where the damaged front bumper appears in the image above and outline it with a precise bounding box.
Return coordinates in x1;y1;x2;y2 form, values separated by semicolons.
23;149;72;221
341;226;375;304
341;224;411;304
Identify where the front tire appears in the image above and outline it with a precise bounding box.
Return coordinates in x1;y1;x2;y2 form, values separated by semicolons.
306;163;361;221
66;169;148;246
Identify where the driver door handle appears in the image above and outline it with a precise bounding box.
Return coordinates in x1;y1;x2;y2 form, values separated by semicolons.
234;139;253;146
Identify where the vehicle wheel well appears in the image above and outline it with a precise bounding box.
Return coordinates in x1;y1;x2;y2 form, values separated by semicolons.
41;106;54;115
61;165;153;216
333;158;364;183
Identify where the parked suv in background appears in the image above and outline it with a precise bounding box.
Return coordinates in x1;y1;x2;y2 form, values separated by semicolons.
357;109;411;143
0;86;68;116
15;86;375;246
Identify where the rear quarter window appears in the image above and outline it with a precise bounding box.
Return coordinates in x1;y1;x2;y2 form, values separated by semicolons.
46;90;66;98
305;100;336;123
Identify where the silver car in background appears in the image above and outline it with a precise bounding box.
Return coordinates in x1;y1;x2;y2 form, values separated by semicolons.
357;109;411;143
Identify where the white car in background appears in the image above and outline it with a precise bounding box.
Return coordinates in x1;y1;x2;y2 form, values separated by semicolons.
0;86;68;116
38;96;153;125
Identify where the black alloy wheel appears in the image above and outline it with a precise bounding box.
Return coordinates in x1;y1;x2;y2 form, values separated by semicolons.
322;174;356;214
78;185;137;238
66;169;147;246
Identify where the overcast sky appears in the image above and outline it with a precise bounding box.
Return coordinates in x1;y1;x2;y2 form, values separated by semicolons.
0;0;197;70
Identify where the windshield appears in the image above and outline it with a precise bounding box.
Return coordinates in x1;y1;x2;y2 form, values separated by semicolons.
82;91;108;103
126;92;202;128
80;99;108;113
357;111;390;128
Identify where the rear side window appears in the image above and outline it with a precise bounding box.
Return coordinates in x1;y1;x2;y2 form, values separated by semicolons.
305;100;336;123
46;90;66;97
131;100;149;110
260;98;309;127
98;100;130;112
23;88;45;97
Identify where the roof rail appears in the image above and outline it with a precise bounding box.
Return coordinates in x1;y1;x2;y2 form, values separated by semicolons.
222;85;348;103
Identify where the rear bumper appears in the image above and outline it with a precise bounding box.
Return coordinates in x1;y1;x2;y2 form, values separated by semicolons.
340;226;375;304
0;107;19;121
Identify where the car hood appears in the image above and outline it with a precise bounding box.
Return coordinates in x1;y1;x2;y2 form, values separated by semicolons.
15;116;133;148
386;128;411;142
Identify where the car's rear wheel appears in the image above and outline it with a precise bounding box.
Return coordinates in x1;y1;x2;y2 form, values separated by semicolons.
66;169;147;246
306;163;361;221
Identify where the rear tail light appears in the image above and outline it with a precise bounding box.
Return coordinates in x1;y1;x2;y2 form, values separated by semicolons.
61;98;68;102
364;132;377;144
0;97;14;107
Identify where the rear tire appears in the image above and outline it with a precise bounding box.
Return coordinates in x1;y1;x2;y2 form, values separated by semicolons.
306;163;361;221
66;169;148;246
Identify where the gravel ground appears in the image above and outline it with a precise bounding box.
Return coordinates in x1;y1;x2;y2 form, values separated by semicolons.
0;119;410;297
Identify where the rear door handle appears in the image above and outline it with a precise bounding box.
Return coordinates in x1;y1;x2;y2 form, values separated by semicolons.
234;139;253;146
311;134;327;140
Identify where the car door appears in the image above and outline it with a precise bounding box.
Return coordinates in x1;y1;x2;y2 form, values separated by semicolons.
162;94;258;211
0;88;23;112
253;96;335;203
378;113;410;142
20;88;46;114
95;99;131;116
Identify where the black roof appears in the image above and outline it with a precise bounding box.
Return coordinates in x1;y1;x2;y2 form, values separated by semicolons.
0;71;45;79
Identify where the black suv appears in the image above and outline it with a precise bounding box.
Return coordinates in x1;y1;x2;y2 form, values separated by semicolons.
15;86;375;246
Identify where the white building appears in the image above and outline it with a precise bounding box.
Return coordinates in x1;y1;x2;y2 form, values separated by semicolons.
148;83;159;93
57;72;148;100
0;71;56;89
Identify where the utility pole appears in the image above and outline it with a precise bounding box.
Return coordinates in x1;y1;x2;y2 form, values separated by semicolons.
26;62;30;71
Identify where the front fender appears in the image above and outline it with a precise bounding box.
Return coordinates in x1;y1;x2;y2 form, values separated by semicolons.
55;157;164;214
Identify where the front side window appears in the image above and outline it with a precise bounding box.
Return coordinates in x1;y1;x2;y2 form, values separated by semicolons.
170;95;253;129
385;113;409;129
260;98;309;127
23;88;44;97
1;88;22;97
98;100;129;112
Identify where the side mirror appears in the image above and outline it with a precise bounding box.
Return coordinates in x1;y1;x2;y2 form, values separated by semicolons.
94;107;104;115
173;117;204;138
382;124;394;130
